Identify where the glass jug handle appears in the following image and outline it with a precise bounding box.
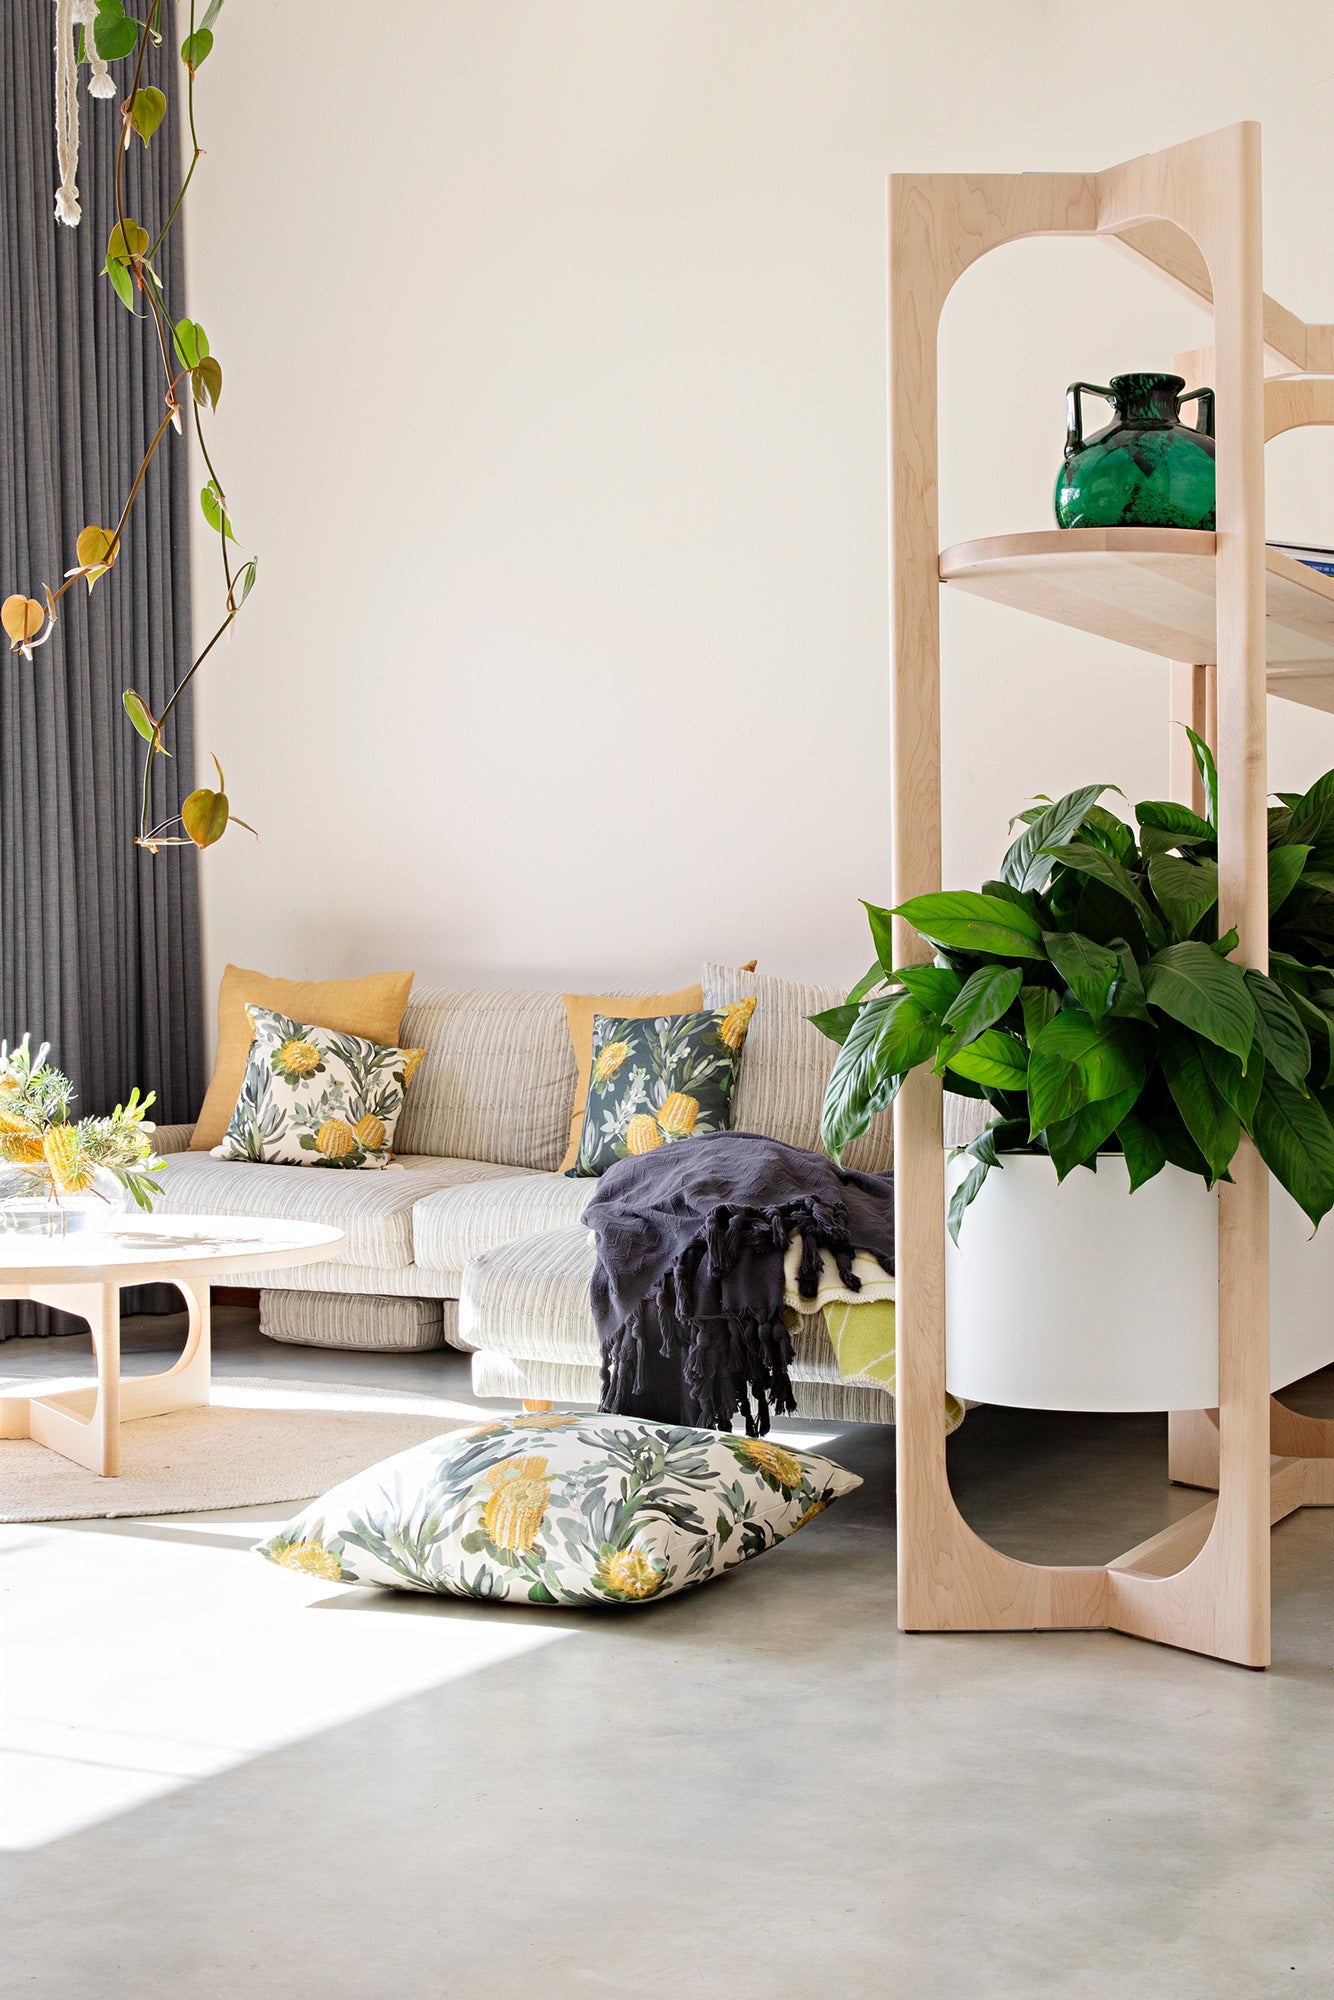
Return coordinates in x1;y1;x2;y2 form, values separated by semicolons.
1065;383;1114;459
1177;386;1215;438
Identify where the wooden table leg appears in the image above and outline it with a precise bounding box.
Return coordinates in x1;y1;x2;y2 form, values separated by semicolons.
26;1281;122;1475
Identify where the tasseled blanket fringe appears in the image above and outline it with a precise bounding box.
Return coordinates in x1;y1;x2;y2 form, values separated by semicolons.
599;1194;867;1437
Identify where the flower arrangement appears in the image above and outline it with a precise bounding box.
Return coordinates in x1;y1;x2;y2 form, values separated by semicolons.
0;1035;162;1218
816;736;1334;1237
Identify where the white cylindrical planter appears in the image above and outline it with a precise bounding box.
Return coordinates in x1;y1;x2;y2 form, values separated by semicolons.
944;1151;1334;1412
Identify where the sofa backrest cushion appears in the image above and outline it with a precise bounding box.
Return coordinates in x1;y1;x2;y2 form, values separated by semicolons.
701;963;893;1173
394;988;576;1171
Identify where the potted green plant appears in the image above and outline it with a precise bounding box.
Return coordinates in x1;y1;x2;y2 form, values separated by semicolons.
815;736;1334;1411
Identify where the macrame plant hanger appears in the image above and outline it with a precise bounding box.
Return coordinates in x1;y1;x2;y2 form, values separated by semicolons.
53;0;116;226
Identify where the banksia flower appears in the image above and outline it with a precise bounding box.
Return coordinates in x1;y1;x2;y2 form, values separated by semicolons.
353;1114;386;1151
624;1113;662;1155
0;1131;46;1166
596;1548;665;1599
735;1438;805;1490
273;1540;344;1580
480;1456;553;1552
273;1038;323;1084
401;1048;425;1085
719;997;757;1051
657;1092;699;1138
315;1118;357;1159
593;1040;631;1089
43;1123;94;1193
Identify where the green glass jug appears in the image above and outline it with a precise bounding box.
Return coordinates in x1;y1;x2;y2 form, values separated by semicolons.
1053;372;1215;530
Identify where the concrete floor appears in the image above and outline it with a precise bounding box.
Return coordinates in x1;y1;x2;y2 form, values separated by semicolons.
4;1312;1334;1999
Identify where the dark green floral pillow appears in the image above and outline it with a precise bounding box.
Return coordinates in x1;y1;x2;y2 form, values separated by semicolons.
566;1001;756;1178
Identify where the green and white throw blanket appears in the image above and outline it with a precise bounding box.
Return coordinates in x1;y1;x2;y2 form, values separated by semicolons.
781;1239;964;1434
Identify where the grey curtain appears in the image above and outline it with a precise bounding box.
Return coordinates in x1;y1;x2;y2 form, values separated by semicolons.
1;4;205;1337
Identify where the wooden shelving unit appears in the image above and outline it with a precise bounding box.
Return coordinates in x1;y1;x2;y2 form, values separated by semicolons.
889;123;1334;1669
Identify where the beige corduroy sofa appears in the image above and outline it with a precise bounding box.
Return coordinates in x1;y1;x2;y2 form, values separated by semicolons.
152;964;898;1422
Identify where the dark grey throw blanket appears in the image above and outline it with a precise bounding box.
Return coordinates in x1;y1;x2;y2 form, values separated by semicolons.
584;1131;896;1436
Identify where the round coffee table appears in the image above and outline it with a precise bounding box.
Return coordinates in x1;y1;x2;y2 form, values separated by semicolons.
0;1215;343;1477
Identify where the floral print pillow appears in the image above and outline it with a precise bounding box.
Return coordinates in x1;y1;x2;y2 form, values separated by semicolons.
567;1001;755;1177
218;1005;424;1169
258;1410;860;1607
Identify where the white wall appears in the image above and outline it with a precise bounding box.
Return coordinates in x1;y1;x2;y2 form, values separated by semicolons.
186;0;1334;1004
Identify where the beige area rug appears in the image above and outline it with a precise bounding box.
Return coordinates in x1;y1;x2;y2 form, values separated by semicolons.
0;1377;472;1524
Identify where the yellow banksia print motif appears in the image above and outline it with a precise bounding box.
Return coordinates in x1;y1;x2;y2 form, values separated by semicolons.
272;1539;345;1581
220;1007;423;1170
480;1456;554;1553
592;1040;631;1088
597;1547;666;1599
732;1438;805;1491
315;1119;357;1159
718;996;756;1052
624;1113;662;1155
259;1412;860;1609
272;1037;324;1085
571;1008;751;1177
656;1092;699;1138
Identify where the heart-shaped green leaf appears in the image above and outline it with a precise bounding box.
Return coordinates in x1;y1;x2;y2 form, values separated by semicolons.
129;86;167;145
192;357;223;410
181;785;229;849
181;26;214;68
174;318;210;369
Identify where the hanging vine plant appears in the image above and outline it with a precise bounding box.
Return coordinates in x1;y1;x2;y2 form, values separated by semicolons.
2;0;253;852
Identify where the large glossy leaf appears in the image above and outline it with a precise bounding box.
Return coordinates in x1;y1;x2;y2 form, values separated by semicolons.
1157;1023;1240;1181
1045;1082;1141;1180
1268;844;1311;914
820;992;939;1162
1242;969;1311;1088
1040;843;1166;949
1136;799;1214;842
1081;805;1137;864
1115;1109;1167;1192
1199;1039;1264;1128
845;962;885;1006
946;1158;991;1244
1142;941;1255;1063
1145;853;1218;938
1042;931;1119;1020
1286;768;1334;863
1287;988;1334;1089
890;891;1047;962
1019;983;1059;1043
937;964;1023;1063
895;965;963;1014
1026;1008;1146;1136
809;1003;859;1046
1250;1073;1334;1227
943;1028;1029;1091
863;902;897;975
1107;939;1151;1020
1000;785;1109;893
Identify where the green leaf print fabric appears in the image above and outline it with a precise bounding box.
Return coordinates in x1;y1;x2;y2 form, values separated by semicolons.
568;1001;756;1177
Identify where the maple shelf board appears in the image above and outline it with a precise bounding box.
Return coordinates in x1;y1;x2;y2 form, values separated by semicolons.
938;528;1334;712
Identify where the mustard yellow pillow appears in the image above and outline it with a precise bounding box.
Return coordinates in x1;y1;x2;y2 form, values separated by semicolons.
558;964;756;1172
192;965;415;1151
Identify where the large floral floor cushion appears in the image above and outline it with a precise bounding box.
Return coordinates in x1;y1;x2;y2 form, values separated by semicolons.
258;1412;861;1606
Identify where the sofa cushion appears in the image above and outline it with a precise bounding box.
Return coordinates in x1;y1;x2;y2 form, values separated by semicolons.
154;1150;520;1270
701;963;894;1173
458;1223;890;1390
411;1172;595;1273
392;988;576;1171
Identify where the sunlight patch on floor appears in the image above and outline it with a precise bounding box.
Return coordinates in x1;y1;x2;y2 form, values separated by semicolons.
0;1514;573;1852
